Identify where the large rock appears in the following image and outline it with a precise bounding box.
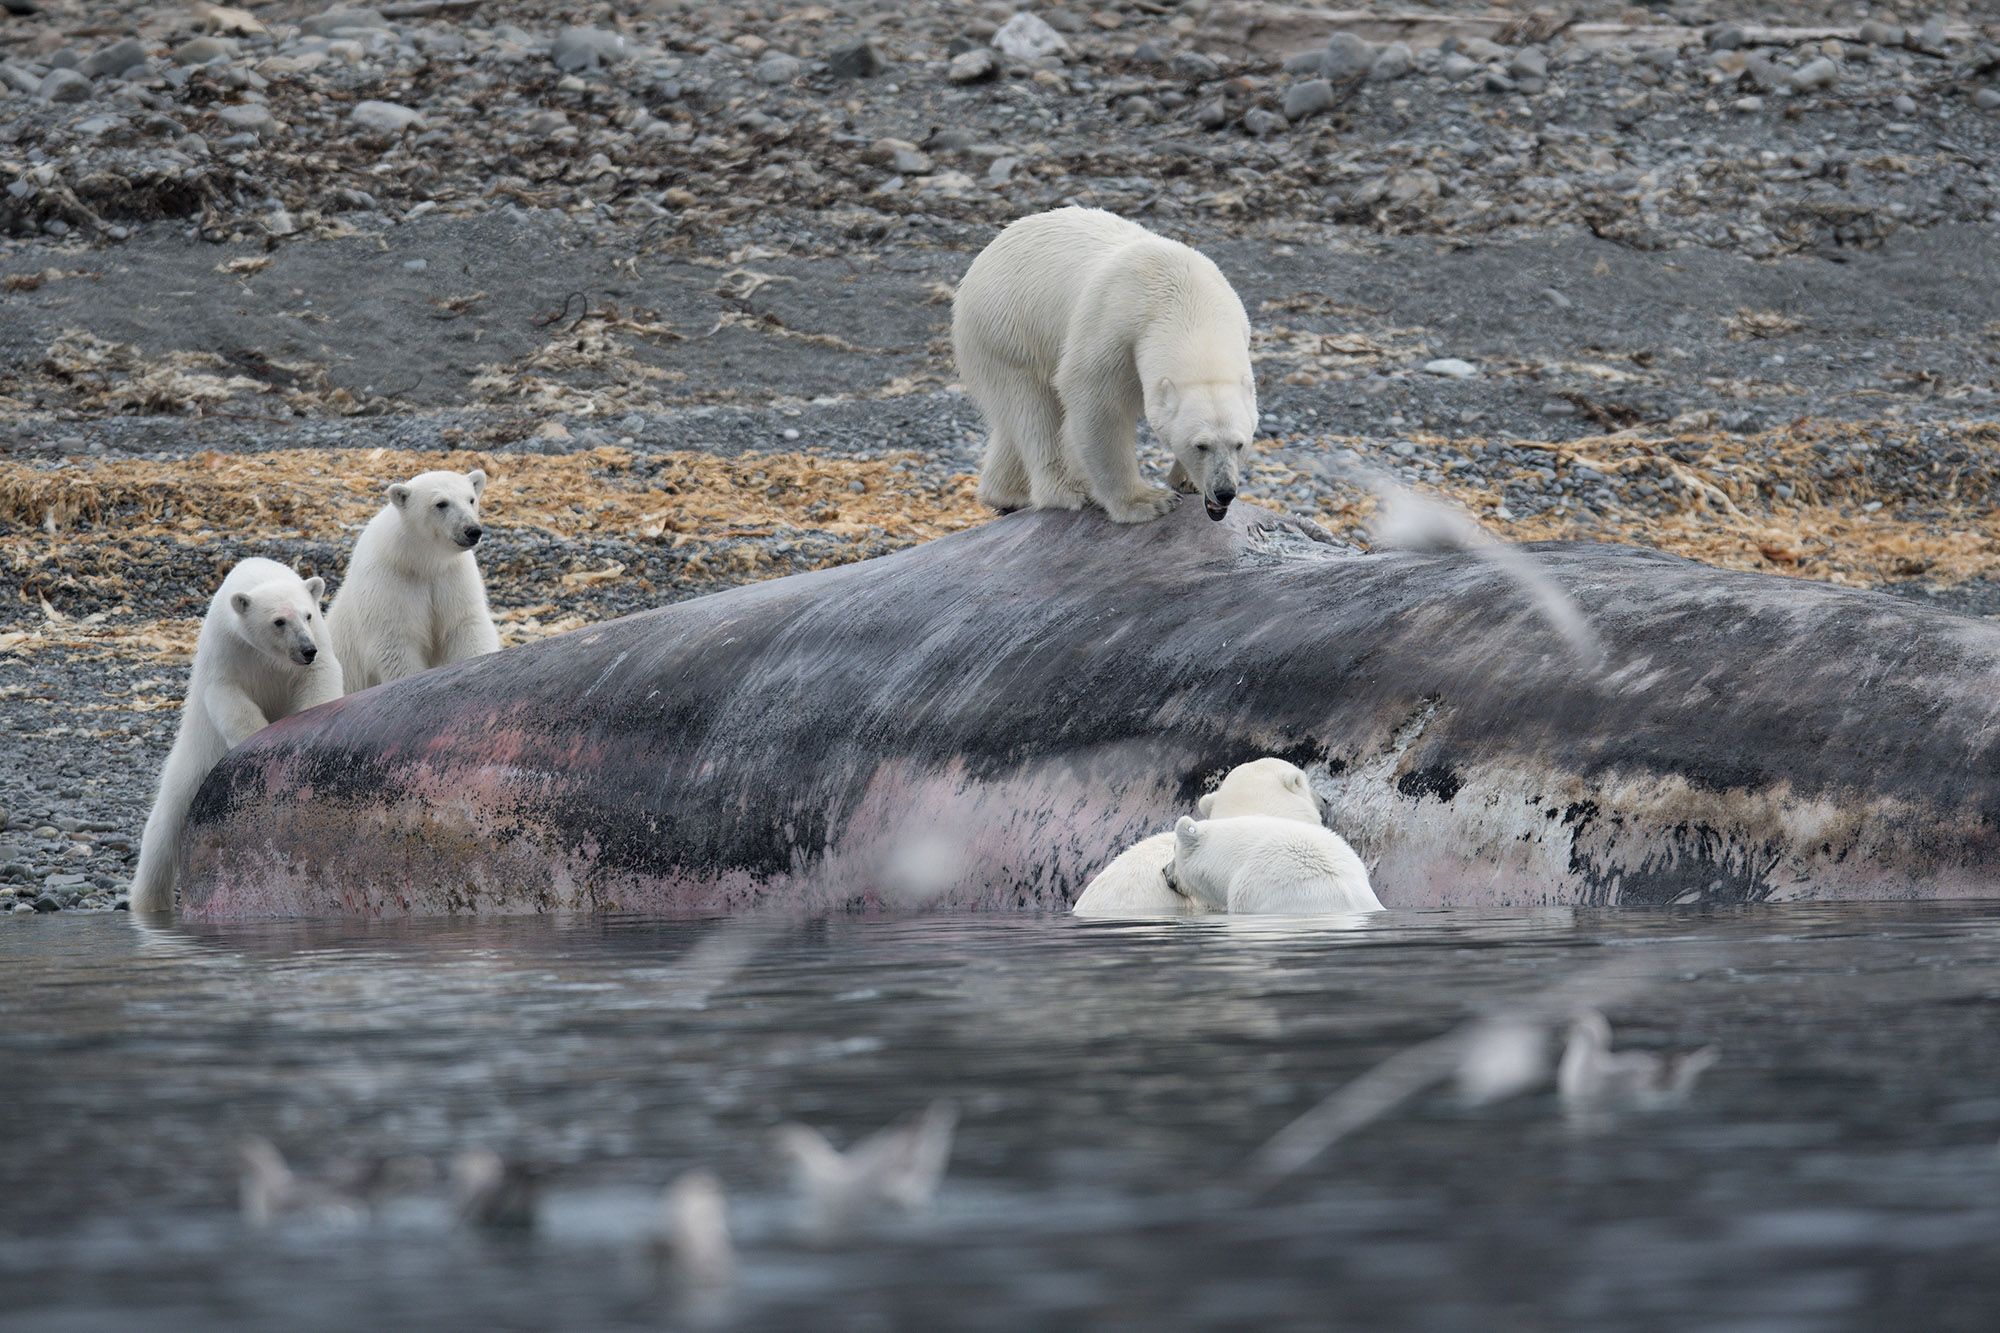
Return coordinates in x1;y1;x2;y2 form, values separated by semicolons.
181;504;2000;919
992;13;1070;62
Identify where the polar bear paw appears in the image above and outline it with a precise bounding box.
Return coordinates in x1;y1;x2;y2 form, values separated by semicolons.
1104;486;1180;524
1030;482;1089;511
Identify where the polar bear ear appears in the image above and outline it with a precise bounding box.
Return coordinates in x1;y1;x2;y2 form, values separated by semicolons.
1157;379;1179;415
1196;792;1217;818
467;468;487;497
303;576;325;603
1284;770;1307;793
1175;815;1201;851
230;592;252;616
388;482;413;509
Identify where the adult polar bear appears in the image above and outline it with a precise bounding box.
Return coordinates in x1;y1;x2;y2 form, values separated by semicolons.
131;558;341;913
953;207;1259;523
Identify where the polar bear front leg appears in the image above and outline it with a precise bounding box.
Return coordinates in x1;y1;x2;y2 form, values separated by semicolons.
975;430;1032;513
204;681;273;750
1166;459;1198;495
1057;368;1175;524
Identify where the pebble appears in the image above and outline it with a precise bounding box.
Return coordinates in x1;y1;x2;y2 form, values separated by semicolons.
303;7;388;38
1976;89;2000;112
81;38;149;80
1440;53;1481;81
1242;107;1286;136
1368;43;1413;82
38;68;92;104
1893;93;1917;115
755;54;803;85
992;13;1070;63
1321;32;1375;82
1282;78;1334;122
1508;48;1548;82
1423;358;1479;378
217;104;280;136
551;26;627;73
349;100;423;135
947;48;996;84
827;40;884;80
1859;21;1904;47
1789;58;1838;93
174;37;236;66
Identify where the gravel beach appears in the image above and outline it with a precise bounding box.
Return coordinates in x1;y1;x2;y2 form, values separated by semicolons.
4;0;2000;911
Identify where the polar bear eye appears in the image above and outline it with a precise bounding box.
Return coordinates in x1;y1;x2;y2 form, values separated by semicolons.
435;500;449;511
274;617;287;628
1196;443;1211;454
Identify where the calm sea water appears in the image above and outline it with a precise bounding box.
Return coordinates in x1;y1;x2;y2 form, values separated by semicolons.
5;904;2000;1331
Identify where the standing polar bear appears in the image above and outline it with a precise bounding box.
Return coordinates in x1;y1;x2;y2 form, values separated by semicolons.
328;468;499;692
1167;815;1381;916
953;207;1259;524
1072;757;1324;918
131;558;342;913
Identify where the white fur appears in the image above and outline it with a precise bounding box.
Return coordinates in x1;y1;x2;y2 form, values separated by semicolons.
1073;758;1324;918
1167;815;1382;916
328;468;498;692
952;207;1259;524
130;558;342;913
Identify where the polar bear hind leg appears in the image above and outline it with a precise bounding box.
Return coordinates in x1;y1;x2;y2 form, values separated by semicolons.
972;358;1085;512
1055;337;1174;525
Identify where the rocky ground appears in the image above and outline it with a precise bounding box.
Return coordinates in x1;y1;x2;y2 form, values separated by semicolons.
3;0;2000;912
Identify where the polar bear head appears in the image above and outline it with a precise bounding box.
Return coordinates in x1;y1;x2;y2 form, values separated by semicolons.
387;468;488;555
1163;816;1230;911
1198;756;1323;825
230;574;328;667
1151;376;1258;521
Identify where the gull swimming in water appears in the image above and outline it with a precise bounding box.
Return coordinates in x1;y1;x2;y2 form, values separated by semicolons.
1557;1010;1717;1111
773;1100;958;1239
238;1139;368;1229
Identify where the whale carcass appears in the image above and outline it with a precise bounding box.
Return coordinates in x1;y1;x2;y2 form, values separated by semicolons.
178;502;2000;919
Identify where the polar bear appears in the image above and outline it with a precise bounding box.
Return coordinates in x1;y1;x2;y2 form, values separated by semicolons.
1166;815;1381;916
952;207;1259;524
1072;757;1323;918
130;559;342;913
328;468;499;692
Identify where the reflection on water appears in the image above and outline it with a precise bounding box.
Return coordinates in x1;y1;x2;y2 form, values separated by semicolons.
6;903;2000;1329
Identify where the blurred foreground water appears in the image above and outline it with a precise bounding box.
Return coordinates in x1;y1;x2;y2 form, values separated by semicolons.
5;904;2000;1330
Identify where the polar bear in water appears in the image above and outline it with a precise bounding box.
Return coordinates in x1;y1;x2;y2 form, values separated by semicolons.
952;207;1258;524
1167;815;1381;916
131;558;342;913
1073;758;1323;918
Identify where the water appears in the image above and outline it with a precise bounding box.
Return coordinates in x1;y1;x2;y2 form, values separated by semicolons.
6;904;2000;1330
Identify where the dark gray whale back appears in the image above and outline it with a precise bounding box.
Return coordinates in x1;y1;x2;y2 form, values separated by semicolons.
180;502;2000;918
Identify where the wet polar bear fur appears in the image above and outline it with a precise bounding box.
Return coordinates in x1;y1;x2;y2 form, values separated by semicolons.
329;468;498;692
953;207;1259;524
131;558;341;913
1166;815;1382;916
1072;757;1324;918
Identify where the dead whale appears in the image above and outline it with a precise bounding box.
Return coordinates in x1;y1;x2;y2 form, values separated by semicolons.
177;502;2000;919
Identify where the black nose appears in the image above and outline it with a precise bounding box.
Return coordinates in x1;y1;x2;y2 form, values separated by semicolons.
1213;487;1237;505
300;644;317;662
465;527;483;543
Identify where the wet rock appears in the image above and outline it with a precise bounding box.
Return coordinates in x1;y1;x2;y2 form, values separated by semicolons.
349;99;421;135
38;69;92;103
1369;42;1414;82
992;13;1069;63
827;40;885;80
1321;32;1375;82
82;38;149;80
551;27;627;73
31;893;60;912
947;48;996;84
1282;78;1334;122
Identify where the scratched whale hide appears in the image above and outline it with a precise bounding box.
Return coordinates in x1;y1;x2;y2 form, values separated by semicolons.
178;502;2000;919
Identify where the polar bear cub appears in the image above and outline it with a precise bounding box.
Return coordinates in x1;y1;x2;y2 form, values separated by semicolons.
1166;815;1381;916
131;558;343;913
328;468;499;692
953;206;1258;524
1072;757;1323;918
